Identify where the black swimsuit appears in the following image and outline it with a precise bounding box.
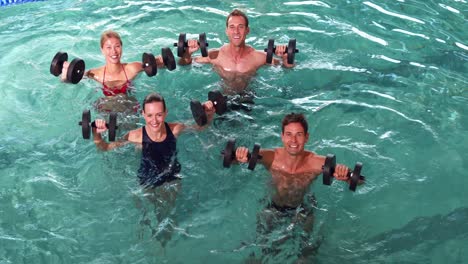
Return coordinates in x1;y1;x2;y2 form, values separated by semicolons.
137;122;181;188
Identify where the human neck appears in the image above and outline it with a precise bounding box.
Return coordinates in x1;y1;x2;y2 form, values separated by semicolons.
105;62;122;74
146;123;166;141
282;150;307;172
229;43;247;59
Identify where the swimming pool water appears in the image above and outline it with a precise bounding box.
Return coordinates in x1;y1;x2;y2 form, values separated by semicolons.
1;0;467;263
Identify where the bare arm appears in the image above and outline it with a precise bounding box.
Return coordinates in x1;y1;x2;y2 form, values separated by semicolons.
92;119;134;151
168;122;186;138
167;101;215;138
179;54;193;65
258;149;275;170
179;39;218;65
235;147;275;170
93;128;131;151
193;49;219;64
124;62;144;78
173;101;216;135
85;69;96;80
248;49;293;70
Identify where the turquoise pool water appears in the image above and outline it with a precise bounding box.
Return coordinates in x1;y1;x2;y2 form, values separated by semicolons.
1;0;467;263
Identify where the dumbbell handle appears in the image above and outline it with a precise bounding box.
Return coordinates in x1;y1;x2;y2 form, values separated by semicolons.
78;121;118;129
173;40;209;48
220;150;263;162
263;46;299;53
323;166;366;180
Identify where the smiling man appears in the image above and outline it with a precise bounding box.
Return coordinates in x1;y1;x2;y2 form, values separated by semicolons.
179;9;295;94
235;113;352;210
233;113;356;261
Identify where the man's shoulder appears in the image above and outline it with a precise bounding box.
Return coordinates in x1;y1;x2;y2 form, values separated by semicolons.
245;44;263;52
305;151;326;165
247;47;266;65
260;148;276;155
208;49;220;60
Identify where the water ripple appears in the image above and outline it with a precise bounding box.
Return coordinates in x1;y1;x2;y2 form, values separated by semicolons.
351;27;388;46
284;1;331;8
291;96;438;139
363;1;425;24
289;11;320;19
392;28;430;39
438;4;460;14
455;42;468;51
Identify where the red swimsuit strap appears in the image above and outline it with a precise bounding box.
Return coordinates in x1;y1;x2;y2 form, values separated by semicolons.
122;64;129;82
102;64;129;88
102;64;131;96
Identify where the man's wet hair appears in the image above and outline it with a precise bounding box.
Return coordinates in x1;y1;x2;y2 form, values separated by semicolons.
143;92;166;112
226;9;249;28
282;113;308;134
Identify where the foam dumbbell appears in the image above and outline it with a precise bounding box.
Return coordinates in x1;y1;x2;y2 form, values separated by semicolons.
221;139;262;170
142;47;176;76
78;109;118;141
264;39;299;64
174;33;209;57
50;51;85;84
190;90;227;126
322;154;365;192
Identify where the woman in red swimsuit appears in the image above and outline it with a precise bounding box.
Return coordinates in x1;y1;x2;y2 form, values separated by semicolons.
62;30;165;95
61;30;167;112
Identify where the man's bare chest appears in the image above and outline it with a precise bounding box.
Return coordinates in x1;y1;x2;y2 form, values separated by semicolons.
214;53;258;73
